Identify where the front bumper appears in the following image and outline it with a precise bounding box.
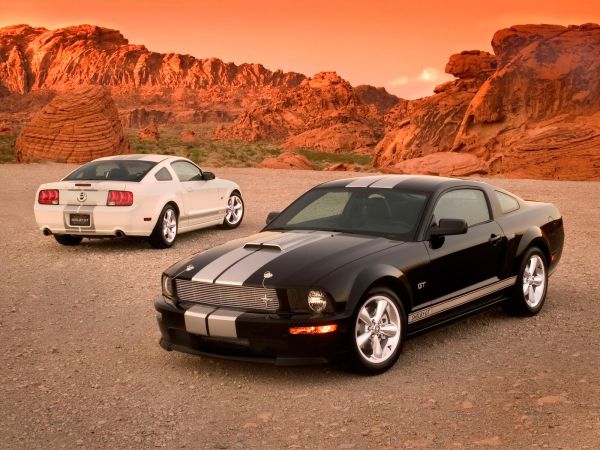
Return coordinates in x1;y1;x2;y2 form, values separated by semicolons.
155;296;352;365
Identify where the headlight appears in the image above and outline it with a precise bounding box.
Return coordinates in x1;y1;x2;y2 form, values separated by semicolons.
161;274;176;302
307;290;327;313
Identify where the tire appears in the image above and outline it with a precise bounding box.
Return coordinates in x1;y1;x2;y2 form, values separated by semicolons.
54;234;83;246
503;247;548;316
149;204;178;249
221;192;244;229
349;287;407;375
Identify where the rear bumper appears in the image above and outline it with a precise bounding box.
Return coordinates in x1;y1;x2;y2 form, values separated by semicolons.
154;296;352;365
34;204;154;237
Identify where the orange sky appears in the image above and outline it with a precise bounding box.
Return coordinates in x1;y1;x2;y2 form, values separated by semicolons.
1;0;599;99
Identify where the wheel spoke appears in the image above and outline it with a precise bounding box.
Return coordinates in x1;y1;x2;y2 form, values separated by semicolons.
374;300;388;323
532;276;543;286
356;331;372;349
372;336;383;359
528;258;537;276
528;285;535;301
522;281;529;294
380;323;398;337
358;308;372;325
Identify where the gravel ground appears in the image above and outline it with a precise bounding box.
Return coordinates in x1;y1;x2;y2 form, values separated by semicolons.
1;163;599;449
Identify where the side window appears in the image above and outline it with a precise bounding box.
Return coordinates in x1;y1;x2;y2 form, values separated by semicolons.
495;191;520;214
171;161;202;182
154;167;173;181
433;189;490;227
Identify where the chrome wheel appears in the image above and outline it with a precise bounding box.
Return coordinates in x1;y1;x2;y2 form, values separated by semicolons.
162;208;177;243
523;254;545;308
225;195;243;226
355;295;401;364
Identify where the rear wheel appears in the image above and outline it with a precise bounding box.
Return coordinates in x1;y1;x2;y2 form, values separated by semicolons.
349;287;406;374
221;192;244;229
54;234;83;246
504;247;548;316
149;205;178;249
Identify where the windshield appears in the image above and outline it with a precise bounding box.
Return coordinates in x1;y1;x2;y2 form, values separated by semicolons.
266;187;429;240
64;160;157;182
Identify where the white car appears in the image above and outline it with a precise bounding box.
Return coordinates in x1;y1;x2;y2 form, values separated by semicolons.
34;154;244;248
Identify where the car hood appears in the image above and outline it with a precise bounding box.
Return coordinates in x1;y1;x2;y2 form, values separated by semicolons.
169;230;406;288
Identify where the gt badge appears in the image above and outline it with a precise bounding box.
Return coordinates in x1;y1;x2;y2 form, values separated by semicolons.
417;281;426;290
77;192;87;202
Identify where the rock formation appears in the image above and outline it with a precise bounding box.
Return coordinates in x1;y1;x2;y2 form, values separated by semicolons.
0;122;14;136
16;85;130;163
138;123;160;141
180;130;197;142
325;163;356;172
217;72;386;153
121;108;174;128
258;151;315;170
375;24;600;180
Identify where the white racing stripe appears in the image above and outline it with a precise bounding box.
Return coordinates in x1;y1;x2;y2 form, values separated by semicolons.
215;231;331;285
408;276;517;324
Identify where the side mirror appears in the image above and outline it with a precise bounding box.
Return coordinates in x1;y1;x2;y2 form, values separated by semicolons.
266;211;280;225
202;171;215;181
429;218;468;238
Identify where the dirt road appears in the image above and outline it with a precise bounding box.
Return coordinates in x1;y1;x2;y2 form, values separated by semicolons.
1;163;599;449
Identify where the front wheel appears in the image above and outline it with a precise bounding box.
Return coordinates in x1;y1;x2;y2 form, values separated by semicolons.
54;234;83;246
504;247;548;316
149;205;178;249
221;192;244;229
349;287;406;374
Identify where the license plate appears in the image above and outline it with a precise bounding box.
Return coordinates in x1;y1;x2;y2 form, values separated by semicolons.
69;214;90;227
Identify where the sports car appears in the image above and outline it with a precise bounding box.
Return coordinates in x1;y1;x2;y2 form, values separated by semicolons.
155;175;564;373
34;154;244;248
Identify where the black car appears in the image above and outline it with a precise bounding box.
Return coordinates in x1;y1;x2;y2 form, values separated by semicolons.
155;175;564;373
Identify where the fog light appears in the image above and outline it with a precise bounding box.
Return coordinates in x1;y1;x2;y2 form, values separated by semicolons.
307;290;327;313
289;324;337;335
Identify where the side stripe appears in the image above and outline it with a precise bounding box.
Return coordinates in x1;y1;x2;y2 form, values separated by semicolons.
408;277;517;324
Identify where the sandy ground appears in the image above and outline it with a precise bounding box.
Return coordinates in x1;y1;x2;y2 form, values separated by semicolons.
0;163;599;449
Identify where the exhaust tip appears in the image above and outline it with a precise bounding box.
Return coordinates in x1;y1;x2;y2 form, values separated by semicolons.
42;228;52;236
115;230;126;238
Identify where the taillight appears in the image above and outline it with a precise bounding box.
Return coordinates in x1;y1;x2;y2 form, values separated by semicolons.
107;190;133;206
38;189;59;205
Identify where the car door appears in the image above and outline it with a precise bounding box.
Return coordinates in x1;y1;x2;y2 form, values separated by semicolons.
420;188;505;303
170;161;221;226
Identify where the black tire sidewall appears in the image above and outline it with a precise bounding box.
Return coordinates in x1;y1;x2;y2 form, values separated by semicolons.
349;287;406;374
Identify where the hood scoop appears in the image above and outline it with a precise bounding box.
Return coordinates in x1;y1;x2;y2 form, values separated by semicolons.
243;242;282;251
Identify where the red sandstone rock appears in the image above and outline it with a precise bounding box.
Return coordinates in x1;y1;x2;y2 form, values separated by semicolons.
374;23;600;181
0;122;14;135
445;51;497;79
138;123;160;141
325;163;356;172
217;72;385;153
180;130;197;142
381;152;486;177
354;85;399;114
258;151;315;170
15;85;131;163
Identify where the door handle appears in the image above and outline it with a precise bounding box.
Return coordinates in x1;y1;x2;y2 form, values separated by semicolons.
489;234;503;245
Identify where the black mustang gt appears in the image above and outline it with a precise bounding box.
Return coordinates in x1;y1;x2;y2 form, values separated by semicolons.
155;175;564;373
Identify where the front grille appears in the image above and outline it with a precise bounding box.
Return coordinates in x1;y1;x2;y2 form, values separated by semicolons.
174;279;280;312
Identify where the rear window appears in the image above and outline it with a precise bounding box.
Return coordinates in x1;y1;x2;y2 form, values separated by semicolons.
495;191;520;214
64;160;157;182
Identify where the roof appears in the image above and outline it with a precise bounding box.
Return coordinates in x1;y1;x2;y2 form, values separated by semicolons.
318;175;484;192
95;154;181;163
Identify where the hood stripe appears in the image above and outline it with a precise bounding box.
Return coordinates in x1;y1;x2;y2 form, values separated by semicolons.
197;231;333;286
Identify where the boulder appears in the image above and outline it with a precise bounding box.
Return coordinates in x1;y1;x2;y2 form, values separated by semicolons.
0;122;14;136
381;152;486;177
180;130;197;142
138;123;160;141
325;163;356;172
258;151;315;170
15;85;130;163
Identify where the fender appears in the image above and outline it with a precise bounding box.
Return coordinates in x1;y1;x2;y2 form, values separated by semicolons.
322;263;414;314
515;226;549;261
